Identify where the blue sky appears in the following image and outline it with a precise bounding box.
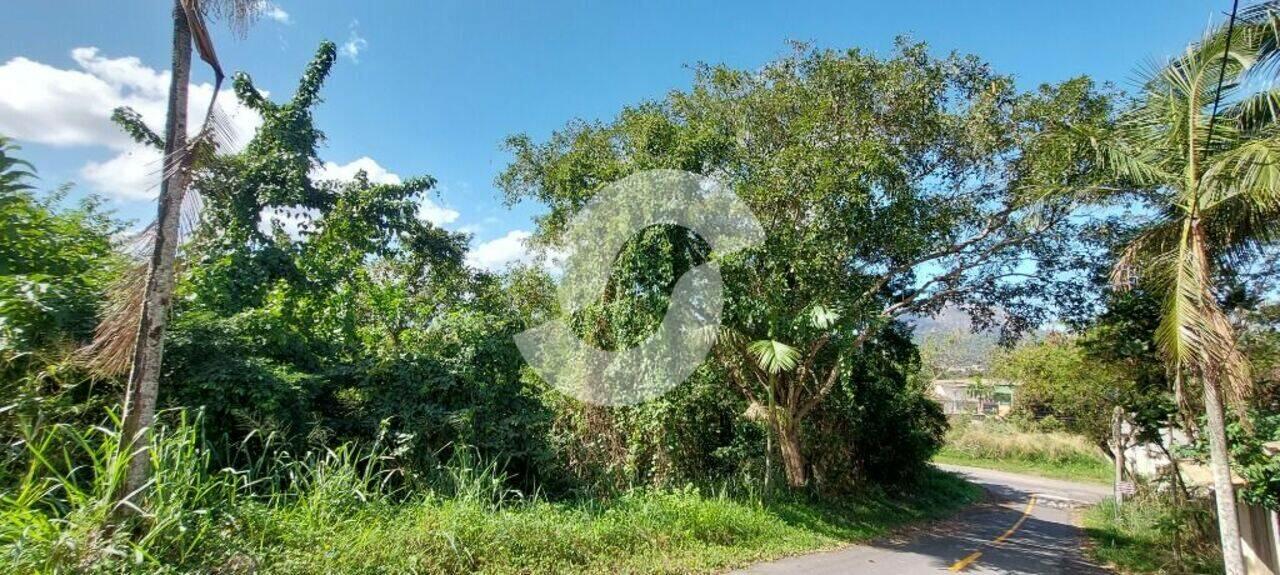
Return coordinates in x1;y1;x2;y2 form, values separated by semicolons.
0;0;1225;269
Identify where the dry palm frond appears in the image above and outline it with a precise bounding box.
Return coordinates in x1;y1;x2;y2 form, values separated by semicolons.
1204;301;1253;407
1146;226;1253;414
76;261;148;377
77;193;205;378
742;401;786;423
1110;219;1181;290
201;0;263;38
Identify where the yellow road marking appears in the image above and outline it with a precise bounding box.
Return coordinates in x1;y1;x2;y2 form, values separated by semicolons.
948;551;982;572
993;495;1037;544
948;495;1038;572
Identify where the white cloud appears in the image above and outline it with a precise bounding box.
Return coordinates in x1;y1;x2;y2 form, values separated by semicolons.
312;156;459;227
71;47;169;98
340;20;367;63
0;47;261;200
419;202;460;226
80;144;164;200
262;3;291;24
467;230;534;272
314;156;401;185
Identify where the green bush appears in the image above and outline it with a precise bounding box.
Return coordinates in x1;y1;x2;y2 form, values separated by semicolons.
0;180;123;486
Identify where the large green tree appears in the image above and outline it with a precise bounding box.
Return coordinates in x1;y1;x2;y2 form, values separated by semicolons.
499;41;1111;487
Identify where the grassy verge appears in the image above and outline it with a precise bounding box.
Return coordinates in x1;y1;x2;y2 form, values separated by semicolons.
934;447;1112;484
246;470;980;574
935;420;1112;484
1083;494;1222;575
1;416;981;574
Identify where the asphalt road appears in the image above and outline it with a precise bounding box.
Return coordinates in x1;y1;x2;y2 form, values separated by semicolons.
731;464;1113;575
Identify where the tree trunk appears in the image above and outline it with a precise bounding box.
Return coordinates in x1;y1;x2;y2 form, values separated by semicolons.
776;419;806;488
1203;375;1245;575
117;0;192;510
1112;406;1126;508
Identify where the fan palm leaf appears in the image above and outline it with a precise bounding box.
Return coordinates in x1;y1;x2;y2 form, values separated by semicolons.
747;340;800;375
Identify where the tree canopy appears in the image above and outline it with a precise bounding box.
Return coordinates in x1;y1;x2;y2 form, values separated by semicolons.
499;40;1114;486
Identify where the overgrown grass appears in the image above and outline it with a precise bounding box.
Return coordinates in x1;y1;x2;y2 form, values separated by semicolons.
935;419;1112;484
0;412;981;574
1083;492;1222;575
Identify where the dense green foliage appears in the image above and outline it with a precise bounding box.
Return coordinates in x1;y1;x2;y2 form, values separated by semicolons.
116;43;558;487
0;138;124;479
0;143;120;355
995;334;1127;448
4;4;1280;572
0;42;992;574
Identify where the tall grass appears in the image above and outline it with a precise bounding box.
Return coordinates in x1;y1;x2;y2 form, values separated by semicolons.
1;411;981;574
936;419;1112;483
0;410;405;573
1084;490;1222;575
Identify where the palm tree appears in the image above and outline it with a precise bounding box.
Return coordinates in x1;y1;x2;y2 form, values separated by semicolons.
1094;10;1280;574
713;306;839;488
115;0;259;515
0;136;36;193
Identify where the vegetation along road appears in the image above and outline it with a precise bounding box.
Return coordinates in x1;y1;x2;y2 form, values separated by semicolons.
734;465;1112;574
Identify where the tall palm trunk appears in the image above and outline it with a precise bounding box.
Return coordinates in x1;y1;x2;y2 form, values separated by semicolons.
764;372;807;488
1202;372;1245;574
117;0;193;508
1190;214;1246;574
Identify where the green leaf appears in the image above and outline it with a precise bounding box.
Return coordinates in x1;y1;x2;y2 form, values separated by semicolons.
808;304;840;329
748;339;800;374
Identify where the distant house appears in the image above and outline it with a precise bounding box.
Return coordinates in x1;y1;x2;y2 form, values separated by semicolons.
931;378;1016;416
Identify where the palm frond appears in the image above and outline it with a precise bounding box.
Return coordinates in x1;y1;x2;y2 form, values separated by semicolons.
1231;87;1280;133
747;339;800;375
76;194;205;377
1110;218;1182;289
1148;225;1253;409
1240;0;1280;79
201;0;264;38
1201;135;1280;208
1092;136;1174;187
76;261;149;377
1151;232;1208;377
807;304;840;329
0;135;37;192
